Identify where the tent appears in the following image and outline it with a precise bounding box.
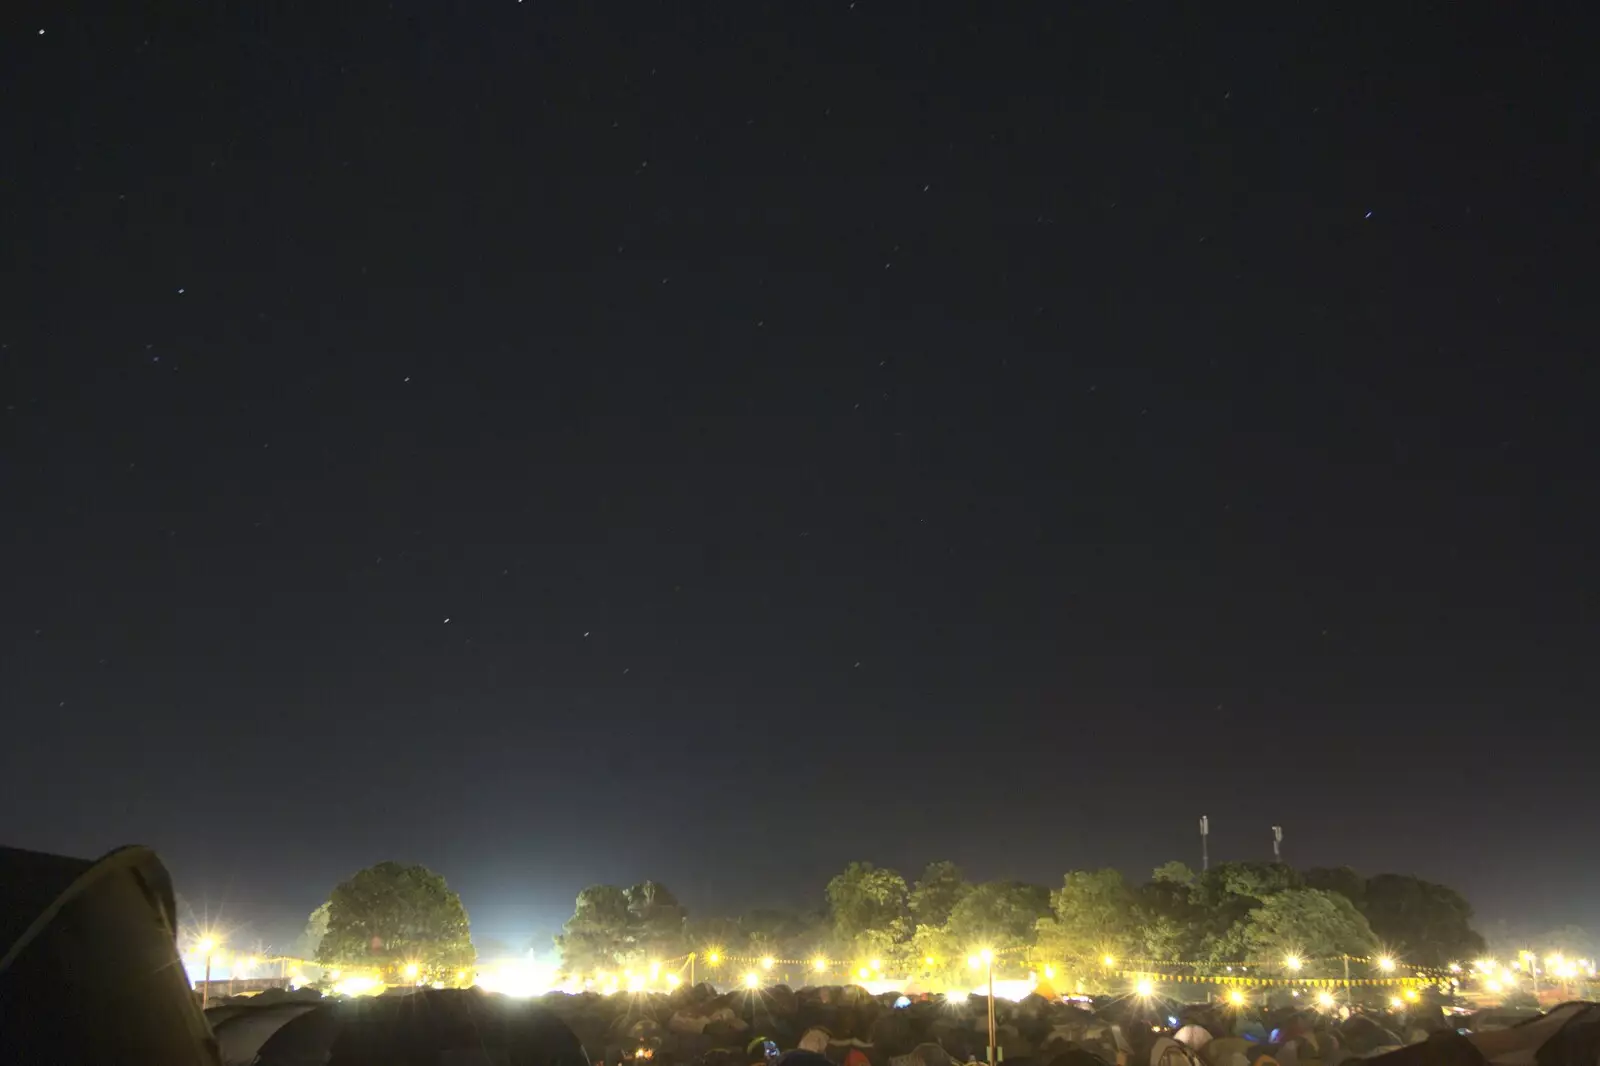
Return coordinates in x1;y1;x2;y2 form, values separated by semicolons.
0;843;219;1065
255;987;593;1065
208;1001;323;1066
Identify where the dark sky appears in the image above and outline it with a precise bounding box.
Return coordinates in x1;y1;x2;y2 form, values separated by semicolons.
3;3;1596;952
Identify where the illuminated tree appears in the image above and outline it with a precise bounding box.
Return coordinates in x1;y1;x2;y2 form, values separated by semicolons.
826;861;911;958
317;862;475;980
1241;888;1376;962
910;861;972;929
294;901;331;961
557;885;634;974
945;881;1051;957
1034;868;1138;987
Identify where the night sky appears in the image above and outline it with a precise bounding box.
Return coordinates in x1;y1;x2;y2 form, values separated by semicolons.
3;4;1596;952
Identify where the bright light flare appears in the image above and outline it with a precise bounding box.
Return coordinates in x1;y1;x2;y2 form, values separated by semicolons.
706;950;721;965
761;956;775;971
1284;955;1302;971
813;957;828;972
1135;978;1154;997
667;974;681;988
744;972;760;989
335;975;382;997
1102;954;1116;968
475;959;559;998
1389;995;1404;1009
967;955;981;971
1377;956;1396;972
1043;965;1055;979
403;963;420;980
858;966;872;980
1228;989;1245;1006
979;948;994;964
195;936;217;955
1316;992;1336;1008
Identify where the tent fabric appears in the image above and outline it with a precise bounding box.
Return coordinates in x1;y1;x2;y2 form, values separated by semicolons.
1177;1027;1215;1051
256;989;591;1066
1152;1035;1200;1066
0;843;220;1066
209;1002;322;1066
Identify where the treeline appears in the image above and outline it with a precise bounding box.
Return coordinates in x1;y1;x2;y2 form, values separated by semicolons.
557;861;1488;987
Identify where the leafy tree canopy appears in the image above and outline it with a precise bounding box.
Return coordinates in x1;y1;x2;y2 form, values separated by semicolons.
826;861;911;955
1360;874;1486;966
910;861;972;929
317;862;474;979
557;882;692;974
946;880;1051;955
1241;888;1378;964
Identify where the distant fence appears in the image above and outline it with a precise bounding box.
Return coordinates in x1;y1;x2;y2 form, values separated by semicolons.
193;977;291;996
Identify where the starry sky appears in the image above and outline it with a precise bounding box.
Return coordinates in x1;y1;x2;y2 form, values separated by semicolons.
2;4;1596;952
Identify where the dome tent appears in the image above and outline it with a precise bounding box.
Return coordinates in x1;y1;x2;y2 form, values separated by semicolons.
0;842;220;1065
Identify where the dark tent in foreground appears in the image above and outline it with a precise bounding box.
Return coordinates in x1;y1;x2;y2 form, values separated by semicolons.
208;1000;324;1066
255;987;592;1066
0;842;220;1065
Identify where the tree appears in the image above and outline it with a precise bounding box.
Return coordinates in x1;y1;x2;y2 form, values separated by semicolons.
1240;888;1377;963
556;885;634;975
1151;861;1196;886
910;862;972;929
294;901;331;961
1361;874;1485;966
945;881;1051;957
1303;866;1367;908
826;862;911;956
1034;868;1137;982
626;880;689;961
317;862;474;980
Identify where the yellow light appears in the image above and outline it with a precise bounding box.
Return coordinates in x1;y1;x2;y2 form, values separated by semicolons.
744;972;759;989
403;963;420;980
707;951;721;966
667;974;681;988
1228;989;1245;1006
869;958;882;971
628;973;645;992
1476;958;1497;972
1102;955;1115;967
243;955;259;968
813;957;828;972
967;955;981;971
1378;956;1396;972
858;966;872;980
761;956;775;971
1449;963;1461;973
1284;955;1302;971
1403;989;1419;1002
1135;978;1154;997
924;956;936;966
335;974;382;997
457;970;468;982
1486;979;1503;993
328;969;342;980
650;961;662;977
979;948;994;964
195;936;216;955
1316;992;1335;1008
1044;965;1055;979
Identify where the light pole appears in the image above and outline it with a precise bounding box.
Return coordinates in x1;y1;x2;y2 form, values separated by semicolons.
196;936;217;1008
978;948;996;1066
